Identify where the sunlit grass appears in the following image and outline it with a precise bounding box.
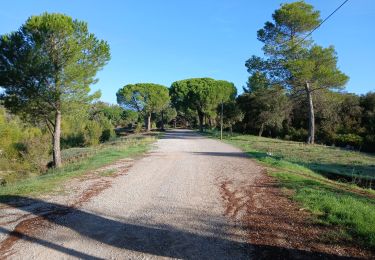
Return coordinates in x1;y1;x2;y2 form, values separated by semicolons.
205;130;375;249
0;135;156;198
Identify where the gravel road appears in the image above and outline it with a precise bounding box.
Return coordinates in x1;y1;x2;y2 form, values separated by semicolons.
0;129;264;259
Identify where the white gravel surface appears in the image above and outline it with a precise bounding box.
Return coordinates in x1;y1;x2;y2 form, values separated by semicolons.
0;129;263;259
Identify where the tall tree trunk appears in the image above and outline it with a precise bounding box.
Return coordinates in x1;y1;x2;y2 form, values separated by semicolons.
52;110;62;168
146;113;151;132
305;82;315;144
258;123;264;137
198;111;204;132
161;111;164;130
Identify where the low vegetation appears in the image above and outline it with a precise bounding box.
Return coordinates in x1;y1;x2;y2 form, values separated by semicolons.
206;130;375;250
0;134;156;198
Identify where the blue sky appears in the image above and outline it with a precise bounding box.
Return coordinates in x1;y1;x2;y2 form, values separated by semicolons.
1;0;374;103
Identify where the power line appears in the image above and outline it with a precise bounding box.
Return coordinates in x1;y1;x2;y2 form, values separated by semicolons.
278;0;350;48
293;0;350;47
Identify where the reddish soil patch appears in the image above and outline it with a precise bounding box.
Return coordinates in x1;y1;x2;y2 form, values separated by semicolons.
219;171;374;259
0;168;129;258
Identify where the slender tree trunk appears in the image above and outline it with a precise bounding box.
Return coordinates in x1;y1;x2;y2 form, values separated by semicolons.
258;123;264;137
305;82;315;144
198;111;204;132
161;111;164;130
146;114;151;132
52;110;62;168
220;101;223;140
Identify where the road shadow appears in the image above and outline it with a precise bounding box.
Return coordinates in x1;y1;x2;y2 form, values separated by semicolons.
191;151;249;158
160;129;204;140
0;196;356;259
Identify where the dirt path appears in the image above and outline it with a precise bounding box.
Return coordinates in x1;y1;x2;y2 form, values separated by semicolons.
0;130;262;259
0;130;371;259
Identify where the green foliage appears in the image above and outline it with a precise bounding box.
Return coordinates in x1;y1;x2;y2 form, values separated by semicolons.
117;83;170;131
257;1;321;57
237;85;290;136
286;127;308;142
219;101;244;133
90;102;124;127
286;45;349;92
121;109;139;127
83;121;102;146
244;72;269;93
0;12;110;167
170;78;236;131
0;135;155;196
0;107;51;183
133;123;143;134
0;12;110;116
246;1;348;144
335;134;363;149
97;115;116;142
116;83;170;116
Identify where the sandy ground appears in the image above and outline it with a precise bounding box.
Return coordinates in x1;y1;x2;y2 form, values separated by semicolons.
0;129;264;259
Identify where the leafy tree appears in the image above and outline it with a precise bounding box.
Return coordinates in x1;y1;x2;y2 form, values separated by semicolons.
219;101;244;134
170;78;236;132
338;93;363;134
246;1;348;144
360;92;375;152
156;106;177;130
116;83;170;131
286;45;348;143
0;13;110;167
360;92;375;135
243;72;269;93
91;102;124;127
121;109;139;128
238;85;290;137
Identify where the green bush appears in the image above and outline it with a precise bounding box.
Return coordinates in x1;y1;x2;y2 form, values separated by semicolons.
61;114;87;149
362;135;375;153
134;123;142;134
84;121;102;146
335;134;363;148
20;129;51;172
288;127;308;142
97;115;115;142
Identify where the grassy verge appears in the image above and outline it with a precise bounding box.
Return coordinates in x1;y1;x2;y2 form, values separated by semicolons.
0;135;156;198
204;130;375;250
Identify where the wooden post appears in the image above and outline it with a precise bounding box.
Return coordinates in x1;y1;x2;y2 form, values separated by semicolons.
220;100;223;140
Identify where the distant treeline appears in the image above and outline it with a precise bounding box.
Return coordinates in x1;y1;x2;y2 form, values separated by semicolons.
0;102;138;183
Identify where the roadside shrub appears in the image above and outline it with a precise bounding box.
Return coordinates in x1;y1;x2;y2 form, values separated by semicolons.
335;134;363;149
316;129;336;146
288;127;308;142
20;129;51;172
84;121;102;146
134;123;142;134
61;115;87;148
61;133;85;148
97;115;115;142
0;109;24;159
